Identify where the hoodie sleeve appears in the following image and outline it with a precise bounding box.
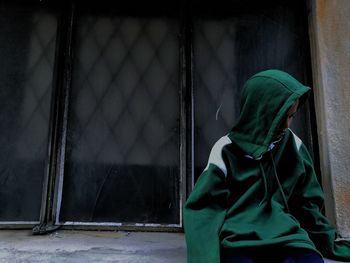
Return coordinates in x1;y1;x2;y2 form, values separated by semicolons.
291;143;350;261
184;160;230;263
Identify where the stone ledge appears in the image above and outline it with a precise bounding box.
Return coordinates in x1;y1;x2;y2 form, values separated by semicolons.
0;230;347;262
0;230;186;263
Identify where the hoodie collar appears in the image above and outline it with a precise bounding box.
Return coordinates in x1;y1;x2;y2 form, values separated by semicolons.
244;136;283;160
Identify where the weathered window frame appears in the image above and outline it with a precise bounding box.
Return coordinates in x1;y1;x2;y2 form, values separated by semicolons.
0;0;323;234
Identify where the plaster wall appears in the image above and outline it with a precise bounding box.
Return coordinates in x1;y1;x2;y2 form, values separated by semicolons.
308;0;350;237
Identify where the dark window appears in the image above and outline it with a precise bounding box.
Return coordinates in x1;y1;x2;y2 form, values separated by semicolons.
0;3;57;222
60;9;181;224
193;2;315;182
0;0;316;230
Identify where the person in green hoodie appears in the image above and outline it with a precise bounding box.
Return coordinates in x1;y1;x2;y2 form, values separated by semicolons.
184;69;350;263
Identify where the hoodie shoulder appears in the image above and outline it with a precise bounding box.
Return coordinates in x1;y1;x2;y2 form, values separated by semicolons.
204;135;232;177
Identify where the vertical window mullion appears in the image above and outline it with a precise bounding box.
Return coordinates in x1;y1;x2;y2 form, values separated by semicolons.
179;1;188;228
38;1;76;232
36;2;63;230
182;1;195;199
34;1;76;234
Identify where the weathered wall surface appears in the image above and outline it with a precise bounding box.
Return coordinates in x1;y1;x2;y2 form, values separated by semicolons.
308;0;350;237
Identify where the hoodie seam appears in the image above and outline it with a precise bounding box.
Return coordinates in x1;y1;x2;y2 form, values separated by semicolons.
203;135;232;178
248;75;306;94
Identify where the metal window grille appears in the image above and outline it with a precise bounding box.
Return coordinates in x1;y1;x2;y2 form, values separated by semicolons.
193;5;315;181
0;4;57;224
0;0;317;231
59;14;181;225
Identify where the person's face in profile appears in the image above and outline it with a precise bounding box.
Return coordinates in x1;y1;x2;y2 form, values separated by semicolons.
274;99;299;140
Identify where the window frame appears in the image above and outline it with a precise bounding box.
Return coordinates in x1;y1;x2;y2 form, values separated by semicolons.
0;0;319;233
47;1;190;232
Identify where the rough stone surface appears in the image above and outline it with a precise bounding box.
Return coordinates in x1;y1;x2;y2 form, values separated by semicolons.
0;230;346;263
309;0;350;237
0;230;186;263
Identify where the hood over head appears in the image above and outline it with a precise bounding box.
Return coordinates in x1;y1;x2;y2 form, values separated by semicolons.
228;69;310;160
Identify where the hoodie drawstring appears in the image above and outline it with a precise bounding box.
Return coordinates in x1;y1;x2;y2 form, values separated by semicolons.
270;151;290;213
258;162;268;207
257;151;290;213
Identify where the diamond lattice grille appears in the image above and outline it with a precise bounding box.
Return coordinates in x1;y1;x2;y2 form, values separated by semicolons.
194;19;241;179
60;15;180;224
194;14;313;181
0;7;57;221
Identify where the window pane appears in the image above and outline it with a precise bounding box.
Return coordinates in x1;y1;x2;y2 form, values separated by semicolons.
0;5;57;221
193;3;313;181
60;13;180;224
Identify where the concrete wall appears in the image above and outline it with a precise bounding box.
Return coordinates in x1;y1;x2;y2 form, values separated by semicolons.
308;0;350;237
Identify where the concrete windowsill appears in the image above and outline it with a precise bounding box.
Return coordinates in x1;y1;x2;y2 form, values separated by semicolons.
0;230;186;263
0;230;346;262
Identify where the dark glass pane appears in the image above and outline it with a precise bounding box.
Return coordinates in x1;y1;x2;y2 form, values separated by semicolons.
60;13;180;224
0;5;57;221
194;2;312;181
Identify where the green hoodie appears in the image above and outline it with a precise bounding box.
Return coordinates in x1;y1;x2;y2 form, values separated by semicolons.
184;69;350;262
